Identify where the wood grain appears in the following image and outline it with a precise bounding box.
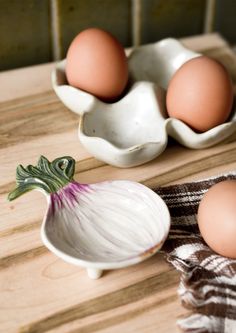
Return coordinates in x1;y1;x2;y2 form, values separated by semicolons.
0;34;236;333
20;268;179;333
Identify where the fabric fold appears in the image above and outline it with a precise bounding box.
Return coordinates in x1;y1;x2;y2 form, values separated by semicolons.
155;172;236;333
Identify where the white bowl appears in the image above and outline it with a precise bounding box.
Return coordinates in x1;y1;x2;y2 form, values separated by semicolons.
41;180;171;279
8;155;171;279
52;38;236;167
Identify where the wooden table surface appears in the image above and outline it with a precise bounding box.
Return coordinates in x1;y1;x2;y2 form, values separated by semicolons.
1;33;236;333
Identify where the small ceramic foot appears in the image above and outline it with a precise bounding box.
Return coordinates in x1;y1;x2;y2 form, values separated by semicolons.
87;268;103;279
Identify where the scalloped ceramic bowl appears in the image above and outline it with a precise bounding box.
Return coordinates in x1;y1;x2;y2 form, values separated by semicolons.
52;38;236;168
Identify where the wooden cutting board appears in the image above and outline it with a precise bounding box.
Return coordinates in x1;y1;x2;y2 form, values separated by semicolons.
1;33;236;333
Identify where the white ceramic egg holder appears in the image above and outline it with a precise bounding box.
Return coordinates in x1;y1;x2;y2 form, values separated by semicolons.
52;38;236;168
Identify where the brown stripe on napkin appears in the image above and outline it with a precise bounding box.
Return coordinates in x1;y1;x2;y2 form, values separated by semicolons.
154;172;236;333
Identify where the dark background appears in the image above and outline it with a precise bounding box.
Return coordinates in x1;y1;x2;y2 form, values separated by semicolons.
0;0;235;71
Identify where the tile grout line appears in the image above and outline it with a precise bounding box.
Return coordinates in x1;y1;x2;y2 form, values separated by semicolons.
204;0;216;33
50;0;62;60
131;0;142;47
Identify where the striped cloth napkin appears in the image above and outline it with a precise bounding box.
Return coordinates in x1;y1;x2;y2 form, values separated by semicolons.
155;172;236;333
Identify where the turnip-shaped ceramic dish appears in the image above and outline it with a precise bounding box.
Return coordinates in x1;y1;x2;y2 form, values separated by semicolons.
52;38;236;167
8;156;170;279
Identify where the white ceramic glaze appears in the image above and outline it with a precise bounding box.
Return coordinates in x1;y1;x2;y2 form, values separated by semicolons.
52;38;236;167
79;82;168;167
128;38;200;89
8;156;171;279
41;180;171;279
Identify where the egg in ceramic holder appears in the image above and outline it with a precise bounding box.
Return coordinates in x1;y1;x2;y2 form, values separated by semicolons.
52;38;236;168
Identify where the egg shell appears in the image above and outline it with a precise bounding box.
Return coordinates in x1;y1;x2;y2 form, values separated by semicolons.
52;38;236;168
197;180;236;258
66;28;129;101
166;56;234;132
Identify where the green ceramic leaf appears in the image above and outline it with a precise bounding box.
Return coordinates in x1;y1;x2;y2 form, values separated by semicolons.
8;156;76;201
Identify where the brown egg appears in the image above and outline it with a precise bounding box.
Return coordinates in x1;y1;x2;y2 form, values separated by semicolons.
166;56;234;132
197;180;236;258
66;28;129;101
